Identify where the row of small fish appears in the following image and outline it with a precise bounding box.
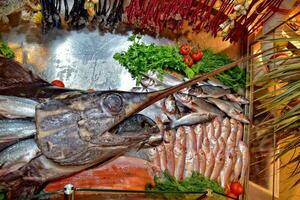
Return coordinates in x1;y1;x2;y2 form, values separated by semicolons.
135;73;250;124
149;117;249;189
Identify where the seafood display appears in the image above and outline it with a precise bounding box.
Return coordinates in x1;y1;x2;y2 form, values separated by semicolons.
0;57;249;199
139;73;250;189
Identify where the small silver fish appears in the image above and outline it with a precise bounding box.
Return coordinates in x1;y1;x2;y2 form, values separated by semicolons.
184;126;197;153
220;118;231;140
233;149;243;181
194;124;204;151
174;127;186;180
0;119;36;142
145;72;184;87
236;122;244;146
225;94;249;104
0;139;41;176
206;122;215;139
210;150;225;180
204;151;215;178
213;117;221;139
238;141;249;182
157;145;167;172
210;135;219;156
207;79;230;89
0;95;38;118
196;85;230;98
227;119;238;149
220;150;234;188
164;130;176;175
218;137;226;153
174;93;225;117
198;149;206;175
207;98;250;123
169;113;214;129
162;95;180;121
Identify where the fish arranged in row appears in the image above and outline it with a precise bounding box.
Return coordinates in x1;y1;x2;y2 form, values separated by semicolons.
140;73;250;124
149;117;250;188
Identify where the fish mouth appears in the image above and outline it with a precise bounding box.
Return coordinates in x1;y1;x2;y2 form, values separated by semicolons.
110;114;162;148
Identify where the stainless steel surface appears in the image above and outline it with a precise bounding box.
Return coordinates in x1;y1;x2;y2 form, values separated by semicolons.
2;28;173;91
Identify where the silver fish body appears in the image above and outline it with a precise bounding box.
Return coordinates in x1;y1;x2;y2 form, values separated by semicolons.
0;119;36;145
207;79;230;89
192;85;230;98
206;122;215;139
210;136;219;156
238;141;250;182
210;150;225;180
0;95;38;118
198;149;206;175
174;127;186;180
227;119;238;149
204;151;215;178
164;130;176;175
220;118;231;140
220;150;234;188
213;117;221;139
0;139;41;176
170;113;214;129
207;98;250;123
236;122;244;146
174;93;225;117
194;124;204;151
225;94;249;104
233;149;243;181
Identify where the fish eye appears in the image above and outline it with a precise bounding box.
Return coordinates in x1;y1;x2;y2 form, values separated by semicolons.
103;94;123;114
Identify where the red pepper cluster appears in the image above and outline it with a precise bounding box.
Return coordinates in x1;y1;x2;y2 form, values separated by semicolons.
124;0;284;42
179;44;203;68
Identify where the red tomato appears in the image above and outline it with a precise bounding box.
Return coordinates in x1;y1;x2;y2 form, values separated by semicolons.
190;49;203;62
230;182;244;196
179;44;191;55
226;191;237;199
183;56;194;67
51;80;65;88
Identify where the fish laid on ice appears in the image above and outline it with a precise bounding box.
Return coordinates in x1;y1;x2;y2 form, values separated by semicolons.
207;97;250;123
169;113;214;129
188;85;230;98
163;130;176;175
0;119;36;149
236;121;244;146
220;150;234;188
233;149;243;181
227;119;238;149
204;151;215;178
174;93;225;117
238;141;250;182
225;93;249;104
220;118;231;140
0;139;41;176
198;149;206;175
206;122;215;139
0;95;38;118
210;150;225;180
174;127;186;180
194;124;204;151
213;117;221;139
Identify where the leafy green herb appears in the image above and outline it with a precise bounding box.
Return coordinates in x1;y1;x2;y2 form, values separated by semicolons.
0;34;14;59
146;171;224;194
114;35;245;91
192;49;246;92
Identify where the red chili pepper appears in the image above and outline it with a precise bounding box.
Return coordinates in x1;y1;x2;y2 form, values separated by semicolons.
183;56;194;67
51;80;65;88
190;49;203;62
179;44;191;55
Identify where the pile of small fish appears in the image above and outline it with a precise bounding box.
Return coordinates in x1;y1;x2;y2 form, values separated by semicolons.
135;73;250;188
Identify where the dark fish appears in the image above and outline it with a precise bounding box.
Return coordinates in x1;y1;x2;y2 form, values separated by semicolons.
0;114;161;199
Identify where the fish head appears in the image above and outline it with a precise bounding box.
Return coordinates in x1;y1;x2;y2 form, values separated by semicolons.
36;90;161;166
235;113;250;124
